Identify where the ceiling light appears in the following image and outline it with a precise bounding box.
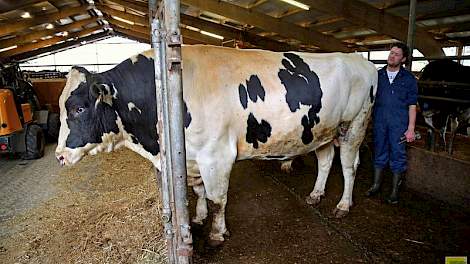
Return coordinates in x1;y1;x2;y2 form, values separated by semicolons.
201;30;224;40
45;23;54;29
21;12;31;18
0;45;17;53
280;0;310;10
113;16;134;25
186;25;200;32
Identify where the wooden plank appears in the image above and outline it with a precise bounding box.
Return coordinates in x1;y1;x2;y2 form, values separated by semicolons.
294;0;444;56
0;26;103;58
96;4;147;25
104;0;148;13
0;17;98;49
12;31;111;62
0;5;92;37
181;0;350;52
0;0;45;14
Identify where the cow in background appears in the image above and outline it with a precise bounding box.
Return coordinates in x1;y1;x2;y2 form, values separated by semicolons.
418;59;470;154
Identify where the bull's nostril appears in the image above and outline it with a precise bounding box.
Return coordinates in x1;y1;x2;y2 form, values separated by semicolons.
59;156;64;160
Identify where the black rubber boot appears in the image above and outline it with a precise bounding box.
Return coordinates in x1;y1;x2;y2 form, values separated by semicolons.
386;172;403;204
365;167;383;197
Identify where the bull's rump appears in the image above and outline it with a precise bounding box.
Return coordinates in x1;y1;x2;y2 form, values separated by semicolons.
178;45;377;161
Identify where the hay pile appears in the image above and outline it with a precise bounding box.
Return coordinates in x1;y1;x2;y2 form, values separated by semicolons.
1;148;167;263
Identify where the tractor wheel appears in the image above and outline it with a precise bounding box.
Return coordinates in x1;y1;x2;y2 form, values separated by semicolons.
47;113;60;141
24;124;45;160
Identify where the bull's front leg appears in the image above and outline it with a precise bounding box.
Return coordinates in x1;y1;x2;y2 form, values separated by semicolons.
306;142;334;206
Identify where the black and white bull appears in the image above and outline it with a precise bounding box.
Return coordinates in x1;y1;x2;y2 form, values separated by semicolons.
55;45;377;245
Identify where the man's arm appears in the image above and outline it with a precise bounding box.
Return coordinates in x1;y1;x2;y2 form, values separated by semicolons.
405;105;417;142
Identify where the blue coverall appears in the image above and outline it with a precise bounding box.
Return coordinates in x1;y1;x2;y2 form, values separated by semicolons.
374;66;418;173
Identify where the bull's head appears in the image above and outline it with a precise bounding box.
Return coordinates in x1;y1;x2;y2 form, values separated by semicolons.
55;67;122;166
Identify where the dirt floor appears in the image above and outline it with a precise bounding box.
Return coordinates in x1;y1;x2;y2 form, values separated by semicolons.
1;143;469;263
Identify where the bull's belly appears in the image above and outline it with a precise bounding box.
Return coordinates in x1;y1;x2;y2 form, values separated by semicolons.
236;125;337;160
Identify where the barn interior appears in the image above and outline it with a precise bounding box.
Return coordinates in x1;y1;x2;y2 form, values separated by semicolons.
0;0;469;263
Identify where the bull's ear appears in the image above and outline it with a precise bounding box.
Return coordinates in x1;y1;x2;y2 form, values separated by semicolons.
90;83;106;99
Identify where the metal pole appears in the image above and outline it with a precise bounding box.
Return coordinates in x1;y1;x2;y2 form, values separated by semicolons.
406;0;417;71
163;0;192;262
151;17;177;263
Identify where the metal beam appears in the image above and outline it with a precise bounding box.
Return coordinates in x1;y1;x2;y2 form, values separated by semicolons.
12;31;112;62
0;17;99;49
181;0;350;52
0;5;93;37
294;0;444;56
406;0;417;70
0;26;103;58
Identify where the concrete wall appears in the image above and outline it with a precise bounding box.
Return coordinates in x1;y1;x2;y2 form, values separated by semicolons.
407;146;470;210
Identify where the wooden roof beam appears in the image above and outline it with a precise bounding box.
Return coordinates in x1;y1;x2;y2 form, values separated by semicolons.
104;0;148;13
106;17;148;35
181;14;296;51
0;0;45;14
12;31;112;62
100;5;298;52
181;0;350;52
295;0;444;56
0;26;103;58
96;4;148;25
0;5;93;37
0;17;99;49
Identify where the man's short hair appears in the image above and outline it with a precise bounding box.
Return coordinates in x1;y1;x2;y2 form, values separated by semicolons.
390;42;410;63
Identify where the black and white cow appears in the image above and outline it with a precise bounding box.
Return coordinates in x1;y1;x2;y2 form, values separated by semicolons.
418;59;470;154
55;45;377;246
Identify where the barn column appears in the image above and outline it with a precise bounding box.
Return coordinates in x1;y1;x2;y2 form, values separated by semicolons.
406;0;417;71
150;0;193;263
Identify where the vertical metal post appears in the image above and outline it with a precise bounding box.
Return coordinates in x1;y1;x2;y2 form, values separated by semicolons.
163;1;192;262
151;0;192;263
406;0;417;71
457;45;463;64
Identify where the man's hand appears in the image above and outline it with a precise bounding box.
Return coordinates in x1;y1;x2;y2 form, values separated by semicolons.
404;129;415;142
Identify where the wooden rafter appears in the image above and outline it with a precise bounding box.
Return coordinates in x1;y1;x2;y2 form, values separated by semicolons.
181;14;296;51
104;0;147;13
181;0;351;52
0;5;93;37
0;25;103;58
180;28;223;46
106;17;148;35
0;17;99;49
0;0;46;14
96;4;147;25
12;31;112;62
295;0;444;56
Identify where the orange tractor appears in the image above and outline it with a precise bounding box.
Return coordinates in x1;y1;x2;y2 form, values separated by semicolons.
0;64;59;159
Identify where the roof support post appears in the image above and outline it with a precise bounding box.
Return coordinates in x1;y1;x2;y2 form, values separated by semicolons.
406;0;417;70
151;1;192;263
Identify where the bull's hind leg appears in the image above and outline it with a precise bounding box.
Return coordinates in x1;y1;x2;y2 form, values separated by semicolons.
187;161;208;225
306;142;334;206
335;103;372;218
196;145;236;247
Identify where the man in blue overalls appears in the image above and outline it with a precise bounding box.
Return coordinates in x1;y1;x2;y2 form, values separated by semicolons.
366;43;418;204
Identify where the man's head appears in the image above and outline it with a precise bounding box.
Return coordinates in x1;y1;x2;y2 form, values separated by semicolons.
387;42;409;68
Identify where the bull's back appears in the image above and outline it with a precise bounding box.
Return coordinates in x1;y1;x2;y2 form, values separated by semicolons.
179;46;376;160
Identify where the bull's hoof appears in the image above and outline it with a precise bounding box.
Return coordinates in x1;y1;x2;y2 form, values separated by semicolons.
305;195;321;206
280;164;293;174
208;239;224;248
223;230;231;237
332;208;349;218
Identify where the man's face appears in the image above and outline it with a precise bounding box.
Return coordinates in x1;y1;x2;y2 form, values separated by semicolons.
387;47;406;68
